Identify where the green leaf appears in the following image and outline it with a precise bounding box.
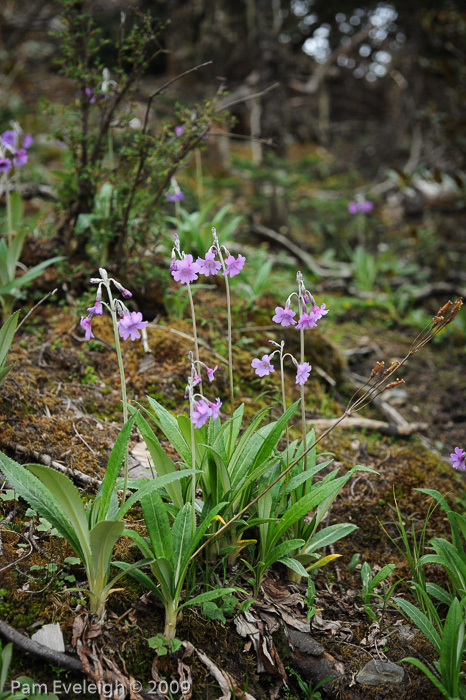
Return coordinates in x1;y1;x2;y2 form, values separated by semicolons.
439;599;464;696
251;402;299;472
111;561;162;599
0;257;65;297
27;464;90;554
0;363;15;386
0;452;84;560
6;230;27;279
89;520;125;586
368;564;396;592
145;397;192;465
279;556;309;578
141;491;173;561
171;504;193;584
179;587;237;610
98;414;136;522
272;476;350;546
0;309;20;366
116;469;196;519
425;583;455;606
285;460;333;495
0;643;12;692
304;523;358;554
133;411;183;509
263;539;305;570
202;601;226;623
393;597;441;652
9;191;24;232
190;501;231;553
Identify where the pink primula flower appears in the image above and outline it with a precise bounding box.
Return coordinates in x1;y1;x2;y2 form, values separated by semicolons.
311;303;329;321
223;254;246;278
191;399;212;429
1;130;16;148
450;447;466;471
23;134;34;149
80;315;94;341
296;312;318;330
272;306;296;327
87;299;103;315
251;354;275;377
208;398;222;421
171;254;200;284
296;362;312;385
206;365;218;382
197;251;222;276
117;311;148;341
13;149;28;168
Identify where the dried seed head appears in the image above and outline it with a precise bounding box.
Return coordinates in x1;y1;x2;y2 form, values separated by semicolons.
437;300;452;316
382;361;400;376
446;297;463;324
432;315;444;327
370;361;385;378
383;379;405;391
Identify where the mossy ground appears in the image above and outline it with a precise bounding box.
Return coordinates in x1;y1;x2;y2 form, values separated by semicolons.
0;269;464;699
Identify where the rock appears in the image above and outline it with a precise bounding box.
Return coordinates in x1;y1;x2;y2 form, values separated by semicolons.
31;623;65;652
356;659;404;686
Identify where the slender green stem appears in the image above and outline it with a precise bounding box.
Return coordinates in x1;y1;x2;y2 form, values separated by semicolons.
275;344;290;517
190;400;197;533
299;296;307;477
279;346;287;416
187;283;200;365
224;274;234;411
110;306;129;507
5;177;12;242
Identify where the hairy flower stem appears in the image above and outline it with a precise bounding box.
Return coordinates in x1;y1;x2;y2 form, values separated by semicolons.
212;230;234;411
190;398;197;533
2;175;12;242
186;282;200;365
298;294;307;479
224;274;234;411
109;303;129;507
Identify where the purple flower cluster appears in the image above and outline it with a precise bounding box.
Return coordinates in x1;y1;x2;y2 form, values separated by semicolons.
348;200;374;214
0;127;33;172
450;447;466;471
272;301;328;330
191;397;222;428
80;276;148;342
251;275;327;386
171;251;245;284
251;353;312;386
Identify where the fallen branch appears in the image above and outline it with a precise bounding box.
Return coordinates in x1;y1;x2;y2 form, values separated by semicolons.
1;442;101;487
251;222;352;278
309;415;427;436
0;619;83;672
